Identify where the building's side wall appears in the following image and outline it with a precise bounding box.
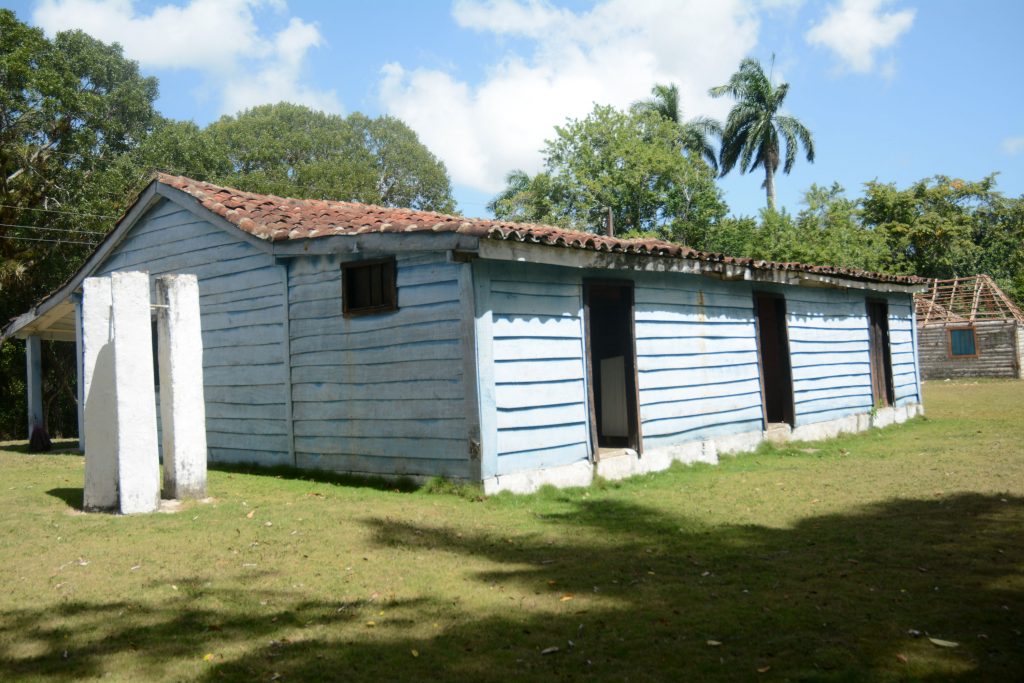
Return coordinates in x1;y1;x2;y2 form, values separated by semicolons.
783;286;873;426
633;272;764;448
287;252;472;479
477;261;591;478
95;198;290;464
476;259;924;484
917;321;1020;379
886;295;921;405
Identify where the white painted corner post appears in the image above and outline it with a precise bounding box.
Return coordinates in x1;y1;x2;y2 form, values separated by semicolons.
156;274;207;499
82;276;117;510
74;295;85;451
25;335;43;440
110;272;160;514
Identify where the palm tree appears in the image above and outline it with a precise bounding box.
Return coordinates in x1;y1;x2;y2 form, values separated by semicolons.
632;83;722;173
710;58;814;210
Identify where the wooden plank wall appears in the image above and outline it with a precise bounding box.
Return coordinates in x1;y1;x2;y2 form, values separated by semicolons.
782;286;874;426
483;262;591;476
917;321;1020;379
886;295;920;405
481;263;923;479
95;198;290;464
632;272;764;448
288;252;471;478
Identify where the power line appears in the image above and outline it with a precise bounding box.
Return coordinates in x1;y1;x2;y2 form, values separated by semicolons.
0;222;107;235
0;203;117;219
0;234;98;246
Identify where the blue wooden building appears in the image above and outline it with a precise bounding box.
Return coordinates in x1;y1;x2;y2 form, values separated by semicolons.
5;175;926;493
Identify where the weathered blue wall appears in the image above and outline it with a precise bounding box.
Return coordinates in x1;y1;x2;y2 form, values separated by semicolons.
95;198;290;464
475;261;591;478
287;251;472;478
887;295;921;406
475;259;921;479
633;272;764;448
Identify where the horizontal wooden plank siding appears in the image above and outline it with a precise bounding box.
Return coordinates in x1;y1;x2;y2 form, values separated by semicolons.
779;287;873;426
94;198;289;463
288;252;471;479
633;272;764;448
885;297;920;405
479;262;923;478
486;262;591;475
917;320;1021;380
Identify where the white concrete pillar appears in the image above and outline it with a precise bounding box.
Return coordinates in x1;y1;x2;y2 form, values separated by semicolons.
156;274;207;499
82;277;117;510
74;297;85;451
110;272;160;514
25;335;44;439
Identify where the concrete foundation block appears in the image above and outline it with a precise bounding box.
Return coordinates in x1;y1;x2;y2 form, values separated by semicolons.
82;277;117;511
482;459;594;495
156;274;207;499
111;272;160;515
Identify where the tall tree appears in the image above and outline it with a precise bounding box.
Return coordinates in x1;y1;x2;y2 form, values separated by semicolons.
205;104;456;212
490;105;727;242
0;9;160;440
631;83;722;173
710;58;815;210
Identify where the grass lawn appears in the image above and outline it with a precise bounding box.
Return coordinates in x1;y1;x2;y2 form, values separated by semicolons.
1;380;1022;682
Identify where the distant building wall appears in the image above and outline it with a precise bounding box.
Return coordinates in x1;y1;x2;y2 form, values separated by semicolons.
918;321;1021;379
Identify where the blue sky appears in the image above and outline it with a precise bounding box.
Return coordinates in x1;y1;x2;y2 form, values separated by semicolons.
9;0;1023;219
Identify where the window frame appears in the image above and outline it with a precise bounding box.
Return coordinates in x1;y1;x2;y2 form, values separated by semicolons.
341;257;398;318
947;326;978;359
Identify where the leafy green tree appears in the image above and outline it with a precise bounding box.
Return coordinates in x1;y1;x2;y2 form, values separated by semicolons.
205;104;455;212
491;105;727;242
0;9;160;440
487;170;564;225
631;83;721;172
347;113;456;212
710;58;815;210
861;174;1024;296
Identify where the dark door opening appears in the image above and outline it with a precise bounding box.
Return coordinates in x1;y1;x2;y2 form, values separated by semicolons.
584;281;641;455
866;300;895;407
754;293;795;426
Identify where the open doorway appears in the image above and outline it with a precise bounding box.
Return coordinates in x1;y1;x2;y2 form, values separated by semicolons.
866;300;895;407
584;280;641;456
754;293;795;426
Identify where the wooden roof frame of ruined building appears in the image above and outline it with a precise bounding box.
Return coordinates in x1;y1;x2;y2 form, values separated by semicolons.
915;274;1024;327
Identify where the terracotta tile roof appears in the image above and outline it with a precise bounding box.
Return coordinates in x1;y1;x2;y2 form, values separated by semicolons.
157;173;924;285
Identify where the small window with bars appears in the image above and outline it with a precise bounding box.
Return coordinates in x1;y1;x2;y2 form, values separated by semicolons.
948;327;977;357
341;258;397;317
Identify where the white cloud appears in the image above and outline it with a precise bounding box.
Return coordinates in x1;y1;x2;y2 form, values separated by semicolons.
1002;136;1024;156
32;0;340;115
806;0;915;74
380;0;760;194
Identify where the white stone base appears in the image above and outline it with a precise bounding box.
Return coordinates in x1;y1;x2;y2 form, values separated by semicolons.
481;402;924;495
482;459;594;495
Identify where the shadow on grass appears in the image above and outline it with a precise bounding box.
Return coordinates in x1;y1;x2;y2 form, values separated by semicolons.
1;494;1021;681
45;487;83;510
208;462;421;494
1;439;81;456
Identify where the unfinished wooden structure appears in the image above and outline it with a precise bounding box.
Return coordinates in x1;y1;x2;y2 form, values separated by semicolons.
4;175;928;493
915;275;1024;379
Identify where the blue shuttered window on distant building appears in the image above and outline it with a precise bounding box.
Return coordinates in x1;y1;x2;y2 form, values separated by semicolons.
949;328;977;357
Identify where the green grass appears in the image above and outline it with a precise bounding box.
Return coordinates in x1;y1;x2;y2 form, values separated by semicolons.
1;380;1022;682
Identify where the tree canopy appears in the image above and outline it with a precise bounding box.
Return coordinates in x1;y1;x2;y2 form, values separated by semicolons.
631;83;722;173
490;104;727;242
